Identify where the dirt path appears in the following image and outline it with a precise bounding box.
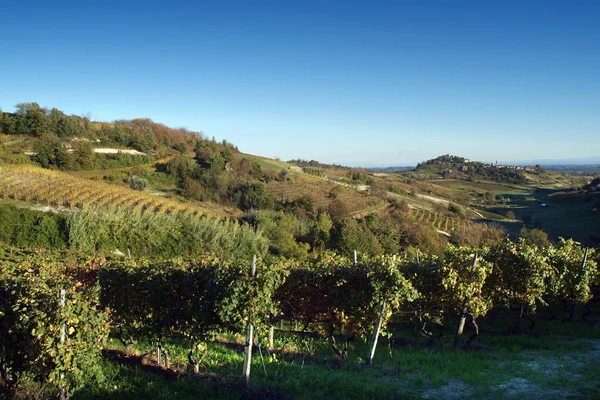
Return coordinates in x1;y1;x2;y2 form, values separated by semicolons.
415;193;450;206
422;338;600;399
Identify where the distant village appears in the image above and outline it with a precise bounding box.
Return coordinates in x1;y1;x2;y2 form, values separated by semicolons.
426;155;538;173
461;159;538;173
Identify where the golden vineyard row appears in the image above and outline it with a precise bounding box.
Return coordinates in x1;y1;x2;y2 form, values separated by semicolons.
411;208;470;233
0;165;217;218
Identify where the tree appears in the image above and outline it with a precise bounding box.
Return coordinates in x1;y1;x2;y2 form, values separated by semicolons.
0;109;17;134
34;133;71;169
519;227;551;249
15;102;50;136
236;182;272;211
249;210;310;259
329;218;382;256
71;140;94;170
182;177;205;201
308;212;333;250
195;141;225;172
166;154;199;182
327;199;348;220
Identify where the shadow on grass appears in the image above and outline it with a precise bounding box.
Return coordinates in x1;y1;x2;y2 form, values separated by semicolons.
83;349;290;400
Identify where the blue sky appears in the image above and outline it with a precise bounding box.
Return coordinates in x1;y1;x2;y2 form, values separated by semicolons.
1;1;599;166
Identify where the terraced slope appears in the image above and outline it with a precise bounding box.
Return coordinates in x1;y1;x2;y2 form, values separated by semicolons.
411;208;473;233
0;164;238;218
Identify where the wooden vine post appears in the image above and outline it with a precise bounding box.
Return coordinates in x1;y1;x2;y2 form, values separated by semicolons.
59;288;66;400
453;253;478;348
242;255;257;386
367;255;395;366
569;247;589;320
268;310;275;349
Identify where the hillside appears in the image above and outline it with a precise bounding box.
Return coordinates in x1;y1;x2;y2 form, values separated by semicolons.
0;164;237;218
1;102;598;252
415;154;535;184
2;106;600;400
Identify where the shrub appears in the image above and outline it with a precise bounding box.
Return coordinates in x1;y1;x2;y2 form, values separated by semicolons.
0;253;110;396
235;181;272;211
327;199;348;220
329;186;342;199
67;206;268;261
519;227;551;248
182;177;206;201
0;205;68;248
127;175;148;191
276;169;289;182
448;202;466;219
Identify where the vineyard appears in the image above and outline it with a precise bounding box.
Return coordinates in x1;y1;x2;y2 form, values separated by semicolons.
1;239;599;399
411;208;471;233
0;164;234;218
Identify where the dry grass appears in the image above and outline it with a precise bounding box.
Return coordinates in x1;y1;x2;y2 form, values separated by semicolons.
267;172;385;215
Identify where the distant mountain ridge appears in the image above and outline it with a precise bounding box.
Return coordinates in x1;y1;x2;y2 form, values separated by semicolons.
499;157;600;166
362;156;600;171
366;166;414;172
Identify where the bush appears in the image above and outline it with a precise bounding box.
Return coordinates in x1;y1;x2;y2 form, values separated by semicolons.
0;205;68;248
67;206;268;261
246;210;310;259
448;203;466;219
235;182;272;211
329;186;342;199
182;177;206;200
327;199;348;220
0;253;110;396
127;175;148;191
519;227;551;248
329;218;383;256
276;169;289;182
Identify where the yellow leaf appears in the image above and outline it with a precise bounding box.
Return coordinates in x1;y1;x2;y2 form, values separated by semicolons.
68;326;75;335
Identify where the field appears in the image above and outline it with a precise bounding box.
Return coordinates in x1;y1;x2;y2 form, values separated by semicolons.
430;179;532;197
427;178;600;246
267;172;386;216
234;152;290;171
0;164;239;218
501;192;600;246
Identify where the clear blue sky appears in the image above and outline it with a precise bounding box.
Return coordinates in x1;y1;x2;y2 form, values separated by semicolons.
1;0;599;166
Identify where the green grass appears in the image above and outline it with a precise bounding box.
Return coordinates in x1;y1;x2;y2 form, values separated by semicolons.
430;179;532;195
234;153;289;171
473;208;508;221
52;305;599;400
429;177;599;246
74;360;242;400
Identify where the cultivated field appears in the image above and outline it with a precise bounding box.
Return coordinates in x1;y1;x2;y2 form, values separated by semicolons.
0;164;237;218
411;208;472;233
